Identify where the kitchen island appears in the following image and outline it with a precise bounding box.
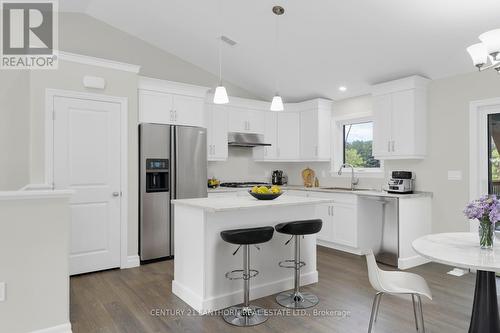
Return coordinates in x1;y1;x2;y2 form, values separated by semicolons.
171;195;334;314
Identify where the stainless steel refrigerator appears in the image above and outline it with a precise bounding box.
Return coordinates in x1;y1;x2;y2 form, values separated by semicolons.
139;123;207;261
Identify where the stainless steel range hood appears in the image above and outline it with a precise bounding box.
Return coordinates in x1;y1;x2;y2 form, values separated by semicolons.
227;132;272;147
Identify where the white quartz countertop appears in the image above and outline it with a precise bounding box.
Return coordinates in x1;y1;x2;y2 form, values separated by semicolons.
208;185;432;198
412;232;500;272
172;195;334;212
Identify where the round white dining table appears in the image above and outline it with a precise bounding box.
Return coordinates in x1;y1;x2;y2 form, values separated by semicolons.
413;232;500;333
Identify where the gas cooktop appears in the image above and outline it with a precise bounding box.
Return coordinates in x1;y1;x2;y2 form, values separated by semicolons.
219;182;271;188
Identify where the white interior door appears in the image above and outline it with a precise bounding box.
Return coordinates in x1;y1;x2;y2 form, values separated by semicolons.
53;96;122;275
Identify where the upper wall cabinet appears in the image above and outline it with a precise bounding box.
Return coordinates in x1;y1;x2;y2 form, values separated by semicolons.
253;99;332;162
252;112;278;160
299;100;332;161
372;75;429;160
227;107;265;134
276;112;301;160
253;111;301;161
138;77;209;127
206;104;228;161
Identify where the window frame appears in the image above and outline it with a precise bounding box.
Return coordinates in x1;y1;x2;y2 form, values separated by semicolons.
330;113;384;177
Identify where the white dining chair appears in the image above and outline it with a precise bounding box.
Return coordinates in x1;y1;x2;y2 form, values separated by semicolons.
365;250;432;333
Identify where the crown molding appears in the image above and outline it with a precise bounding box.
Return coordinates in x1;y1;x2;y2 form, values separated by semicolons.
58;51;141;73
138;76;210;97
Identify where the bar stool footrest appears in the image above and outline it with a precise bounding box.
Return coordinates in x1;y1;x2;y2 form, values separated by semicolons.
278;259;306;269
225;269;259;280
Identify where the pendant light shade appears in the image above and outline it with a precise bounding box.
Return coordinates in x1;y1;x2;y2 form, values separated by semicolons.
213;0;229;104
467;43;488;67
479;29;500;58
213;85;229;104
270;95;284;111
270;5;285;111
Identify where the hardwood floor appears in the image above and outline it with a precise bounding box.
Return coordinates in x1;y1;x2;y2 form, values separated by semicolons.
70;246;497;332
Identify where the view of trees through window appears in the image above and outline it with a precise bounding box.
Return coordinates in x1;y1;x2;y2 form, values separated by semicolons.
488;114;500;195
343;121;380;168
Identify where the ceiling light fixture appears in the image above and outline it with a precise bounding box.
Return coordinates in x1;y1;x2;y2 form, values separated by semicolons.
213;1;229;104
339;86;347;92
467;28;500;74
270;5;285;111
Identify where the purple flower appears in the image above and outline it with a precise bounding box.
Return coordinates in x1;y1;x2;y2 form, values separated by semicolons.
464;195;500;224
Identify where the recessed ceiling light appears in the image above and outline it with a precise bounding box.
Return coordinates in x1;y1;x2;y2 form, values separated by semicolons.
339;86;347;92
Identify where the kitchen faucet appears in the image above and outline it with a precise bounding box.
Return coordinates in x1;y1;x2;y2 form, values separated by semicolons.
338;163;359;190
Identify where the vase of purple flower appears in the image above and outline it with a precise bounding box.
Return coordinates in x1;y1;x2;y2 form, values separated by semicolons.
464;195;499;249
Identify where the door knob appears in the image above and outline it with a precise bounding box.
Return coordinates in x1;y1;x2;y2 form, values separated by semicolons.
112;192;120;197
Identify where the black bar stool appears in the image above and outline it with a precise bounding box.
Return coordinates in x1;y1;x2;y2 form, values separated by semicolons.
220;226;274;327
274;219;322;309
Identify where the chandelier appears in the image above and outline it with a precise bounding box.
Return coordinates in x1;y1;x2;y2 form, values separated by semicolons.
467;29;500;72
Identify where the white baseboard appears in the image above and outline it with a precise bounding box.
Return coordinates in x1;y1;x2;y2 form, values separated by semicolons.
173;271;318;314
122;255;140;269
30;323;72;333
398;255;430;270
317;241;363;255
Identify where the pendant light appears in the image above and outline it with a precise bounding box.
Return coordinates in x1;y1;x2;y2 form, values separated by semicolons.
213;1;229;104
270;5;284;111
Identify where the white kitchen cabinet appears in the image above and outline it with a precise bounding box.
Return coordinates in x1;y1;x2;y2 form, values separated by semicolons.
316;203;334;242
299;107;331;161
253;112;277;160
331;202;357;247
139;90;205;127
138;90;173;124
227;107;265;134
372;75;429;159
206;104;228;161
372;94;392;156
276;112;300;160
309;192;357;247
172;94;205;127
138;76;209;127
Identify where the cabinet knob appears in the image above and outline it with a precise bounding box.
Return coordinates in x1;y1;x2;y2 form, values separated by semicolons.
112;192;120;197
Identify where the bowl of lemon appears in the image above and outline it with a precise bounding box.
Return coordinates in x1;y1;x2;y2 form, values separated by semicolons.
249;185;283;200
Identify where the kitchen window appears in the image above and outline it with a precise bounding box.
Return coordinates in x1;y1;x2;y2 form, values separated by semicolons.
343;121;380;168
331;115;383;176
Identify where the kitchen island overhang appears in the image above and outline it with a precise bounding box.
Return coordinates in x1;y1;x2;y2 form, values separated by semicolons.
171;195;334;314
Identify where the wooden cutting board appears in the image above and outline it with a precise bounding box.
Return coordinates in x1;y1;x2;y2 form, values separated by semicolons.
302;167;315;187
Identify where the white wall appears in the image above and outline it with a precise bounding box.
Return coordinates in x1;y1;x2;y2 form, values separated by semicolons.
59;12;259;100
0;194;71;333
0;71;30;190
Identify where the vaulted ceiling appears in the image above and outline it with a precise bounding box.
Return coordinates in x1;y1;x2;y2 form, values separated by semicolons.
60;0;500;101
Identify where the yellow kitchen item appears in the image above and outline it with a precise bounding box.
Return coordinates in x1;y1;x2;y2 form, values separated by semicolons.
302;167;315;187
208;177;220;188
